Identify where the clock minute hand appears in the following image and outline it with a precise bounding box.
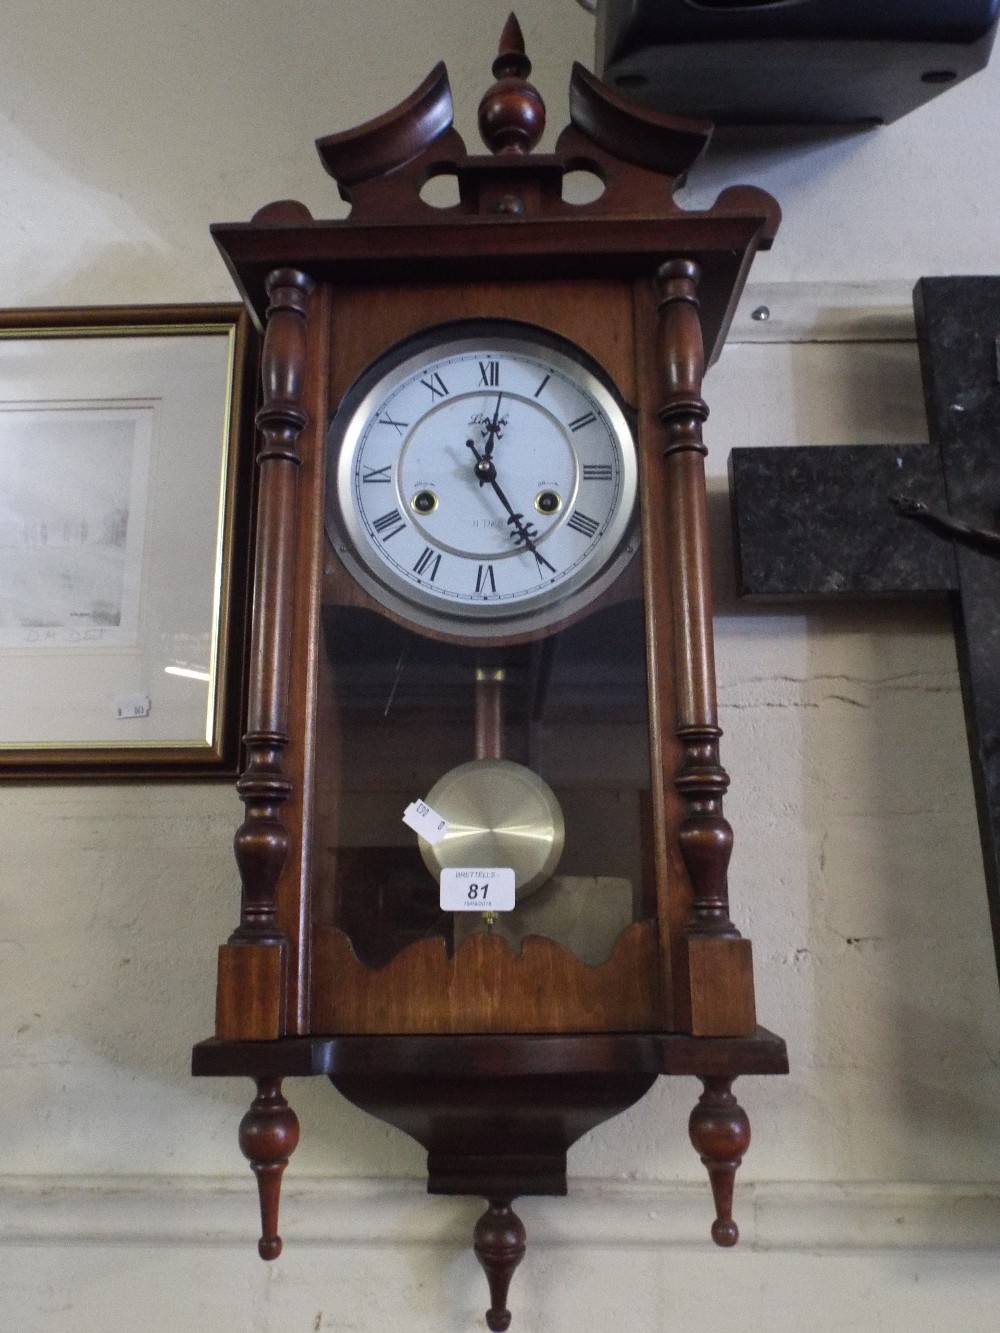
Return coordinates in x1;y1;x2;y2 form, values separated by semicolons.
465;439;556;574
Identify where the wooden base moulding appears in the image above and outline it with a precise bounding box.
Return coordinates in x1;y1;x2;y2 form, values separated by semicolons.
194;1023;787;1317
193;1028;787;1277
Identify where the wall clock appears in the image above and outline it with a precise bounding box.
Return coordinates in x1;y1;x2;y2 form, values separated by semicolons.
193;16;788;1329
325;320;638;637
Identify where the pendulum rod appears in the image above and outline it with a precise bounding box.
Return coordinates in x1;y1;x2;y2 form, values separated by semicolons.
475;665;507;761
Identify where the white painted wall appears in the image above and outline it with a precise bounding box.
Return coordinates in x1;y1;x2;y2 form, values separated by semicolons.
2;2;1000;1329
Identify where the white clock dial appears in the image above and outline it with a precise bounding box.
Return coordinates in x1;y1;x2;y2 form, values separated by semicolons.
325;322;638;637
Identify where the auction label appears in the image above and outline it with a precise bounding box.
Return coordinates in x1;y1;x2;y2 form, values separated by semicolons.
113;694;152;720
402;798;449;845
440;867;515;912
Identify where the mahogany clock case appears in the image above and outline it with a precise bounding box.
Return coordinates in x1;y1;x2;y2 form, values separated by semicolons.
193;25;788;1326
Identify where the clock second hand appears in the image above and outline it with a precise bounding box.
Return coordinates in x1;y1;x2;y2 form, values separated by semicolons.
465;438;556;574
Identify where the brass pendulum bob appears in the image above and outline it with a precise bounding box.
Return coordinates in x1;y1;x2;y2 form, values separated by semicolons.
417;666;564;904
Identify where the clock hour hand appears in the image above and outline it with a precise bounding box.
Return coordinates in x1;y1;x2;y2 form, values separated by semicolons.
465;439;556;574
482;393;504;462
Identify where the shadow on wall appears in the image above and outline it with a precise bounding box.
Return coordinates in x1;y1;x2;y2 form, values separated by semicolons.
705;477;999;1183
0;778;429;1181
801;602;1000;1180
679;123;877;205
0;0;595;305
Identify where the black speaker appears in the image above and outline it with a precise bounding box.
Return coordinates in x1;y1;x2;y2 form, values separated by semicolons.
596;0;1000;124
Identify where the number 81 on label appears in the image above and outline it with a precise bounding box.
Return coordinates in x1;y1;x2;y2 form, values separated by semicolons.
440;867;516;912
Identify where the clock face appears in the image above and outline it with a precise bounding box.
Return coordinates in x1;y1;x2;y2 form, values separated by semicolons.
325;321;638;637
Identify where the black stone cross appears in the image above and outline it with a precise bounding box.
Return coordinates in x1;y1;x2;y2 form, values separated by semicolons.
730;277;1000;983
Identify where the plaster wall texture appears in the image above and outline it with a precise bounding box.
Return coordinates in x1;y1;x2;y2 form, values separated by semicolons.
1;1;999;1329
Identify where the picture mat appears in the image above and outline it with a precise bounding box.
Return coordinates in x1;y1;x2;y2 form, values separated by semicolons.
0;329;235;748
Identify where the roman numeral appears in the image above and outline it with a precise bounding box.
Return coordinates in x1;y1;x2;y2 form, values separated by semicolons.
372;508;406;541
568;411;597;432
478;361;500;387
476;564;496;594
362;464;393;484
377;413;408;435
413;547;441;581
420;372;449;400
582;464;613;481
534;373;551;398
567;511;600;538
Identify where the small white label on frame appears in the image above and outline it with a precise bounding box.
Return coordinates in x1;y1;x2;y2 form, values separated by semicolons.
113;694;151;720
402;799;449;845
440;867;516;912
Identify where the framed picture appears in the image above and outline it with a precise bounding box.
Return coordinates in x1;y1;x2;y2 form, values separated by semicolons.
0;305;258;779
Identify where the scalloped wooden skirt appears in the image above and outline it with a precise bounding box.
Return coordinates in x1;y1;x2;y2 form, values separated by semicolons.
311;920;662;1034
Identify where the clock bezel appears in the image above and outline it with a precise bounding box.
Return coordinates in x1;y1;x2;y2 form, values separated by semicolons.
324;318;640;640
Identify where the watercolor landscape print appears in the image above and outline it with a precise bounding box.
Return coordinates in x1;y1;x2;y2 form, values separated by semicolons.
0;404;152;649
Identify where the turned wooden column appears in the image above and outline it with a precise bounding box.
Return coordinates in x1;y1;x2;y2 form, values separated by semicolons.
216;267;315;1041
655;259;755;1038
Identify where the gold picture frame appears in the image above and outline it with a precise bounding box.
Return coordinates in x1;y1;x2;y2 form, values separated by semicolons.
0;305;257;778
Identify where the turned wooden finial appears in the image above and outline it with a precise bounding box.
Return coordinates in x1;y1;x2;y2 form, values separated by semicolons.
239;1077;300;1260
494;12;531;79
473;1198;527;1331
688;1077;751;1247
478;14;545;155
